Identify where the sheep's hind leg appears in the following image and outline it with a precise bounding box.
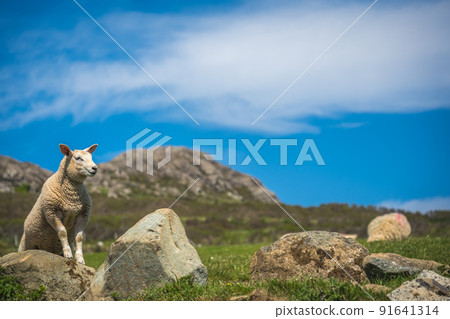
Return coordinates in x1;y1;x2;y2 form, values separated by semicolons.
18;234;26;252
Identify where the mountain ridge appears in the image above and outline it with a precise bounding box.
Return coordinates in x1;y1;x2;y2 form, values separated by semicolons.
0;146;278;203
0;155;52;193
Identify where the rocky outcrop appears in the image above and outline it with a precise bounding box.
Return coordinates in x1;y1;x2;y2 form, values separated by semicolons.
90;208;207;300
367;213;411;242
87;147;277;202
0;250;95;301
388;270;450;301
0;148;278;203
363;253;444;280
0;155;51;193
250;231;370;284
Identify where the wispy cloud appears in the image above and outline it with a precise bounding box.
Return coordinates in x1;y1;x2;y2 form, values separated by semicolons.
332;122;366;129
1;1;449;133
378;196;450;214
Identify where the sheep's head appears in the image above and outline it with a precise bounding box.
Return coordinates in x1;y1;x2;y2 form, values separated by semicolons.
59;144;98;180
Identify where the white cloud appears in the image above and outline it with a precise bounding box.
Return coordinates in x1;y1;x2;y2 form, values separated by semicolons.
378;196;450;214
1;1;450;132
332;122;366;129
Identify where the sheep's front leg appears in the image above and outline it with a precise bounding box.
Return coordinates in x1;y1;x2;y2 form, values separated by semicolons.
46;213;73;259
74;213;90;264
74;232;85;264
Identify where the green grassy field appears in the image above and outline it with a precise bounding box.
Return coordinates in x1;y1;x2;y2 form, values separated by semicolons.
83;237;449;301
2;193;449;253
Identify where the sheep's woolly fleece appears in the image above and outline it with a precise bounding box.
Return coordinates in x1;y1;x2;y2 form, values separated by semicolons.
367;213;411;242
18;144;98;265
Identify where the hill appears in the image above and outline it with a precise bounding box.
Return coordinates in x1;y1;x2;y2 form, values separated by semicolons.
0;149;449;255
0;147;277;203
0;155;51;194
87;146;277;203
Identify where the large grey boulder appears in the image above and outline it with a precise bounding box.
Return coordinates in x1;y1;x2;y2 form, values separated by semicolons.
90;208;207;300
388;270;450;301
367;213;411;242
0;250;95;300
363;253;444;280
250;231;370;284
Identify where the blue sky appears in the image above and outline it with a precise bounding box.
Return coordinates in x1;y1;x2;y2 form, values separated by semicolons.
1;0;449;212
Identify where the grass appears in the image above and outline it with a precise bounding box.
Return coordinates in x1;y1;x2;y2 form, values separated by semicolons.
0;266;45;301
2;193;449;247
126;276;388;301
83;237;449;301
13;183;30;194
84;252;108;270
123;243;387;301
2;235;447;300
197;243;264;282
359;236;450;265
1;187;448;300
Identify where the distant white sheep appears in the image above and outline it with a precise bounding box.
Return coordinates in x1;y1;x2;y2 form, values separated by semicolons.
367;212;411;242
18;144;98;264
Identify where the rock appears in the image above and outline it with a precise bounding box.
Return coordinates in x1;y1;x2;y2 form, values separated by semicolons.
363;283;392;294
247;289;286;301
250;231;370;284
341;234;358;239
230;295;249;301
246;289;269;301
90;208;207;300
229;289;286;301
87;146;278;203
388;270;450;301
0;250;95;301
0;155;52;194
188;238;197;247
367;213;411;242
363;253;443;280
1;147;279;202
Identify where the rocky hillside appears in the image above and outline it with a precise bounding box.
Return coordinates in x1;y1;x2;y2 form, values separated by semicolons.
0;155;52;193
0;147;277;203
87;146;277;203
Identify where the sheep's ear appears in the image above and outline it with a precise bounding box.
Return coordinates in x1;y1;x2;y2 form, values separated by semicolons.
85;144;98;154
59;144;72;156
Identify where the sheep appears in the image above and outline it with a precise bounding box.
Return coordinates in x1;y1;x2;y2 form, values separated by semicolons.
18;144;98;264
367;212;411;242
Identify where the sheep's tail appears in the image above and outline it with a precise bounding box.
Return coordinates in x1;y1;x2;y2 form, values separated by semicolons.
18;234;26;252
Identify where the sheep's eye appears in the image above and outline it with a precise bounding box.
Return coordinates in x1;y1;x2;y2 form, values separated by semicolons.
75;156;83;161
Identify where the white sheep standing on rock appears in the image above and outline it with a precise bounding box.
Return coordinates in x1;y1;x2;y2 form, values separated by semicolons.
18;144;98;264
